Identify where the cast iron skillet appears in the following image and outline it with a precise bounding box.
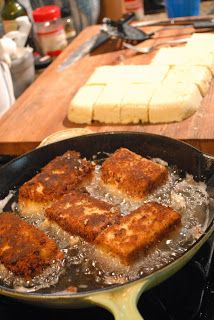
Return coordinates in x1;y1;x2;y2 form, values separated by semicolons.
0;131;214;320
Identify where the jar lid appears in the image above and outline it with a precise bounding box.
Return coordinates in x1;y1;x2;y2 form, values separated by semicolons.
33;5;61;23
34;54;52;70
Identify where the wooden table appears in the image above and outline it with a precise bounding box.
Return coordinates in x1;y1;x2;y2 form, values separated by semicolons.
0;22;214;155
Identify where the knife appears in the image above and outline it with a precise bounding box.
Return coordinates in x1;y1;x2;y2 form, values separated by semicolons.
58;13;153;72
133;17;214;27
58;14;135;72
58;31;110;72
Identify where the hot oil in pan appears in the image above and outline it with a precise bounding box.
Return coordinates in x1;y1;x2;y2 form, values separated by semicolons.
0;159;210;293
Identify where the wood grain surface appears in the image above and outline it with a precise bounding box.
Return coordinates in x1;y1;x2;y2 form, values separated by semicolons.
0;23;214;155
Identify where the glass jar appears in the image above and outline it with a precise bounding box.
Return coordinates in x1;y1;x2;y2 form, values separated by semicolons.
61;6;76;43
32;5;67;57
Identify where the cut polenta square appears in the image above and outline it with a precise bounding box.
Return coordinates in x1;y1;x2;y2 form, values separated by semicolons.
149;83;202;123
93;83;127;124
183;49;214;76
152;47;214;76
86;65;169;85
151;47;187;66
68;85;104;124
86;66;116;85
120;83;158;123
163;65;212;96
186;33;214;51
131;65;169;84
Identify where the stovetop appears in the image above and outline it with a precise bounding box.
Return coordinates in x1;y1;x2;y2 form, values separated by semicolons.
0;156;214;320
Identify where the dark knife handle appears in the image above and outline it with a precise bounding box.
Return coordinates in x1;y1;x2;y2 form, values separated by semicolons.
193;21;214;29
120;12;135;24
103;13;134;28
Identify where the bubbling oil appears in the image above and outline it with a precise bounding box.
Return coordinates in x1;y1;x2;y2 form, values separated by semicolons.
0;160;210;293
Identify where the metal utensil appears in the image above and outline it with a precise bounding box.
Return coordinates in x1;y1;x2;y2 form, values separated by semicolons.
59;13;154;71
58;31;109;72
133;17;214;28
123;37;189;54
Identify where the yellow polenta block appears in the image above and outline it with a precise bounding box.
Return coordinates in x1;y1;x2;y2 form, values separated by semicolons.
163;65;212;96
93;83;127;124
127;65;169;84
184;49;214;76
68;85;104;124
120;84;158;124
151;47;187;66
149;83;202;123
86;65;169;85
186;33;214;51
86;66;116;85
152;47;214;76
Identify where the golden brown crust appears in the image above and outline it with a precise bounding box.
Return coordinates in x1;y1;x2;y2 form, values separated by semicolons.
101;148;168;199
45;191;121;242
19;151;95;204
95;202;181;265
0;212;64;278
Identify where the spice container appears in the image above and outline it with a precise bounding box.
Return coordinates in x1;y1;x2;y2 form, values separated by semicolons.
32;5;67;57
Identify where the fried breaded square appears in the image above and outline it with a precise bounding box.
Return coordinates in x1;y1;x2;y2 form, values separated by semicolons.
45;191;120;242
95;202;181;265
0;212;64;278
18;150;95;216
101;148;168;200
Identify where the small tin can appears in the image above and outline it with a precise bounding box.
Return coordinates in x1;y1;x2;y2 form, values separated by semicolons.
32;5;67;57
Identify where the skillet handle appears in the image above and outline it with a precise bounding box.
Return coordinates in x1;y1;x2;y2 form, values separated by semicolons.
84;280;148;320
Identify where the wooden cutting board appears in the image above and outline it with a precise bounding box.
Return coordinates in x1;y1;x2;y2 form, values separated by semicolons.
0;23;214;155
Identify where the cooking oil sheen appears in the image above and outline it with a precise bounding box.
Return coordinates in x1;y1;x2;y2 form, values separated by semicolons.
0;160;210;293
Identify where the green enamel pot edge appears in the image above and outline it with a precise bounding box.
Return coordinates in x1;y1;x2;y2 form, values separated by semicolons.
84;222;214;320
0;222;213;320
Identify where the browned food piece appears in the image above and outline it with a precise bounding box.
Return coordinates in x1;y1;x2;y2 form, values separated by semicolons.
101;148;168;200
45;191;120;242
95;202;181;265
0;212;64;278
64;286;78;293
19;150;95;215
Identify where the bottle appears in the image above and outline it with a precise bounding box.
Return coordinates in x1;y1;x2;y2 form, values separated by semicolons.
18;0;32;19
123;0;144;21
32;5;67;57
61;6;76;43
1;0;28;33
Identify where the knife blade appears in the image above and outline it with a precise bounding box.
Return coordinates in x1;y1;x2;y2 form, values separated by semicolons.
193;21;214;28
133;17;214;28
58;31;110;72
